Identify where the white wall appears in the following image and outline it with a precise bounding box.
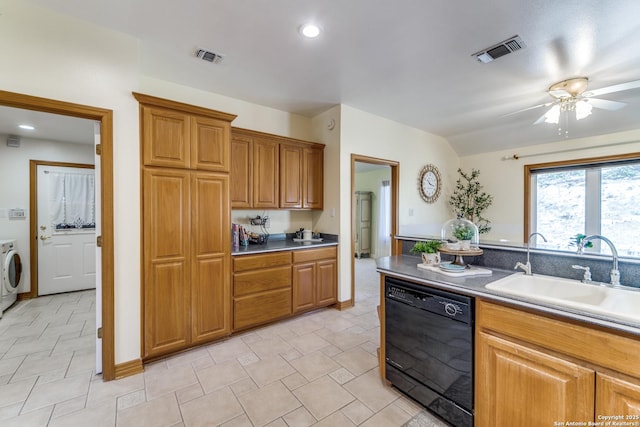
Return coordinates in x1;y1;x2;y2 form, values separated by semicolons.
337;105;460;301
0;136;95;293
460;129;640;243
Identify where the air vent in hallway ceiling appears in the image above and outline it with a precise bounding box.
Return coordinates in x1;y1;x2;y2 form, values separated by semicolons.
472;35;526;63
196;49;225;64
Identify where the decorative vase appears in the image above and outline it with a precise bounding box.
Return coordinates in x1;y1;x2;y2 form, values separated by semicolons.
421;252;441;265
460;240;471;250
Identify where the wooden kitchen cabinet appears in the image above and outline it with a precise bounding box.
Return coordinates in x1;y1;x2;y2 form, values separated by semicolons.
253;137;279;208
596;373;640;416
476;299;640;425
230;127;324;209
302;146;323;209
230;134;252;208
476;331;594;426
232;252;292;331
141;102;232;171
136;93;235;360
292;246;337;313
142;168;231;358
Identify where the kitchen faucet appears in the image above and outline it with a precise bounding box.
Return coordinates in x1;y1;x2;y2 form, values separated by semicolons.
576;235;620;286
515;232;547;275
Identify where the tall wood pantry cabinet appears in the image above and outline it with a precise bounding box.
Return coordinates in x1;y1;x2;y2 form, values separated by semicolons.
134;93;237;360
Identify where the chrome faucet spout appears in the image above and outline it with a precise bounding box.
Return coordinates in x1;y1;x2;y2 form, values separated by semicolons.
577;235;620;286
515;232;548;275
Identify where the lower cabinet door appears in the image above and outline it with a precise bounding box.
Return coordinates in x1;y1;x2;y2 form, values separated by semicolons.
476;331;595;427
596;373;640;416
316;259;337;306
293;262;315;313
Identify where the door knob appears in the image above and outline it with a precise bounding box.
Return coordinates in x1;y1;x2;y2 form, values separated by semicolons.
40;234;51;241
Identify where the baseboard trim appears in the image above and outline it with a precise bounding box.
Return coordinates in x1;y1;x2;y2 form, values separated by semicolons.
335;299;354;311
114;359;144;379
17;292;33;301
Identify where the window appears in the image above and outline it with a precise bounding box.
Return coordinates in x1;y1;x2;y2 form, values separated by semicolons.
526;154;640;257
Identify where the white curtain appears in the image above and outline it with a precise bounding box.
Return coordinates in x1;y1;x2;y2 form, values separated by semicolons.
49;171;96;229
377;179;391;257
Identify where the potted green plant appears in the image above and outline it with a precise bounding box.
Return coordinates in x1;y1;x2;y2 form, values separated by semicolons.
410;240;443;265
448;168;493;234
453;224;474;249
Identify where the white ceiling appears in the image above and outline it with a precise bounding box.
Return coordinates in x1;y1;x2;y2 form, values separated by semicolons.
0;106;95;145
17;0;640;155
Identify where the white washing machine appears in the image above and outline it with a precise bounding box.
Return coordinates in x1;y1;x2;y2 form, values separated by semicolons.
0;240;22;318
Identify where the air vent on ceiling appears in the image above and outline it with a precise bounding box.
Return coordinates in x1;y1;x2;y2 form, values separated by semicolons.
472;35;526;64
196;49;225;64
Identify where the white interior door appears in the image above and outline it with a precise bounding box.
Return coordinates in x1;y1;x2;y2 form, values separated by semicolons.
37;165;96;296
94;122;103;374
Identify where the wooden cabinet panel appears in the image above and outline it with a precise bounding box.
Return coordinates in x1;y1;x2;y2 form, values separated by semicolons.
230;135;252;208
142;107;190;168
303;146;323;209
597;373;640;416
143;168;190;357
191;115;230;172
234;266;292;297
234;289;292;330
292;246;337;313
476;331;595;427
292;246;337;264
190;172;230;343
253;138;279;208
293;263;315;313
233;251;291;272
316;259;337;306
280;144;303;208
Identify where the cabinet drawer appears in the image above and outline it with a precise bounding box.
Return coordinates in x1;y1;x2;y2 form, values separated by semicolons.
233;251;291;272
234;266;292;297
293;246;337;263
233;289;292;330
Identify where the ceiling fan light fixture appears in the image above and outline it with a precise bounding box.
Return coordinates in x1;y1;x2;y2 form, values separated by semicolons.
575;99;593;120
548;77;589;99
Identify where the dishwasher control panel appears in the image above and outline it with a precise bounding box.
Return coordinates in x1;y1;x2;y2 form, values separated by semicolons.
386;278;472;324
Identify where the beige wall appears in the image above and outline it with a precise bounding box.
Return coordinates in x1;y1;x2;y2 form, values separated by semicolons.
460;129;640;243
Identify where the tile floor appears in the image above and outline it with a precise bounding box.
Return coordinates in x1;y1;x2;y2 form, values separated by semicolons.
0;258;448;426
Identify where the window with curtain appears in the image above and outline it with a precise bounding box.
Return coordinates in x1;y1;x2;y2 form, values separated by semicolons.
377;179;391;257
49;171;96;230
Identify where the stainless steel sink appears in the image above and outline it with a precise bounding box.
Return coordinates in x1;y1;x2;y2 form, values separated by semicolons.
485;273;640;323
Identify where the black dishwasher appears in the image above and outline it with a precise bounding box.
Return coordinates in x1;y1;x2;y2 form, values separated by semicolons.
385;276;474;427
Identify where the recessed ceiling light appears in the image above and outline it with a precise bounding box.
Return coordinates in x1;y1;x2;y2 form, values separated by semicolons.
19;124;35;130
299;23;321;38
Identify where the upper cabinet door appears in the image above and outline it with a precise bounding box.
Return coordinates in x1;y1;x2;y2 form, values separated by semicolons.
191;115;231;172
253;138;279;208
280;144;303;209
303;146;324;209
142;106;190;168
230;135;253;208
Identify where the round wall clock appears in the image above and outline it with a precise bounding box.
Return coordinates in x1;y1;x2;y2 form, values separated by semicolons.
418;164;441;203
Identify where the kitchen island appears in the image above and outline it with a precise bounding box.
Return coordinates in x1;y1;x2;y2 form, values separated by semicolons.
377;255;640;426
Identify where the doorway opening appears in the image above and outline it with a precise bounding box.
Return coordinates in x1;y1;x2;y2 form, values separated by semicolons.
0;90;115;380
350;154;399;307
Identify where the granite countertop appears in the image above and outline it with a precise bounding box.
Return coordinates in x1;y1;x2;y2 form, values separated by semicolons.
377;255;640;337
232;233;338;256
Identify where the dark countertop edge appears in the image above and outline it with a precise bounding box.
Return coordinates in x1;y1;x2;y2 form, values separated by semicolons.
232;239;338;256
377;255;640;337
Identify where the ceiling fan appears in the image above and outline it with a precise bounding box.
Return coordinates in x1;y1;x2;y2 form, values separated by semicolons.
508;77;640;125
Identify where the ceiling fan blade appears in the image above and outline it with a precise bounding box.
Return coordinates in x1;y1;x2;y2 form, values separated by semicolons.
533;110;549;125
502;101;554;117
586;98;627;111
585;79;640;97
